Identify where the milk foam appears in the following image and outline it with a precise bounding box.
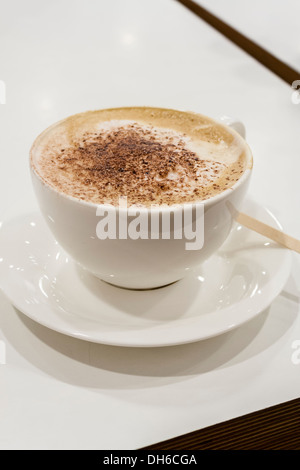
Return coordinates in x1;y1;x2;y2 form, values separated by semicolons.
30;107;247;205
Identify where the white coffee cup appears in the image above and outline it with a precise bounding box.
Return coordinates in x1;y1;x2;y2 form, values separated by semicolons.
30;112;253;289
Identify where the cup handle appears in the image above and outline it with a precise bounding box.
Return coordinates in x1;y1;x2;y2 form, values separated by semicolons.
218;115;246;139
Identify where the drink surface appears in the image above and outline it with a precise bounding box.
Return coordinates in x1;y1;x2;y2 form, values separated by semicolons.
30;107;248;206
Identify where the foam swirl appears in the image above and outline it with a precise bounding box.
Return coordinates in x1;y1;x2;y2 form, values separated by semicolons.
31;107;247;205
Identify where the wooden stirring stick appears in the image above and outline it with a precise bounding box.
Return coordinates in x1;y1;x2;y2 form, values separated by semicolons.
226;202;300;254
236;212;300;254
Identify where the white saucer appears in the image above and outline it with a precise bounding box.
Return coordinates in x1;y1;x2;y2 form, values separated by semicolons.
0;200;291;347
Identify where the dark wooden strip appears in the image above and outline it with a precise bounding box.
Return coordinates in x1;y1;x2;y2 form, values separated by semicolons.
167;417;299;449
176;0;299;84
141;398;300;450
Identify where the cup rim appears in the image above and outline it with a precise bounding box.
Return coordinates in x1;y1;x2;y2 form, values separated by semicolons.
30;106;253;213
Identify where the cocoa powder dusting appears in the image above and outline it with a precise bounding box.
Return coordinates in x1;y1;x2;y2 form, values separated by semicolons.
36;122;245;205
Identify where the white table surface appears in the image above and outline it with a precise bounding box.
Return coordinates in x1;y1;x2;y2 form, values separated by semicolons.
0;0;300;450
196;0;300;72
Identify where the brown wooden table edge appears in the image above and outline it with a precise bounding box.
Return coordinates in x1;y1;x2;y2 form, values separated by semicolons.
175;0;300;84
140;398;300;450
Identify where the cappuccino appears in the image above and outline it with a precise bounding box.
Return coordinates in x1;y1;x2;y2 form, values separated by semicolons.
30;107;247;206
